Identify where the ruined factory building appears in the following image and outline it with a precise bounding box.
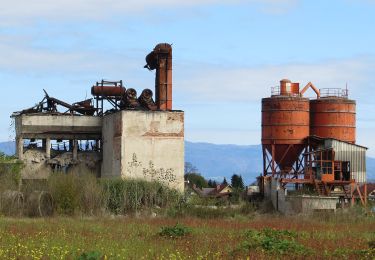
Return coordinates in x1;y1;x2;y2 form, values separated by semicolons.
12;43;185;192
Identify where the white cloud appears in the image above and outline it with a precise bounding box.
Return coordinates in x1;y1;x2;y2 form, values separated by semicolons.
177;56;375;154
176;56;374;102
0;0;298;25
0;37;139;75
0;0;228;24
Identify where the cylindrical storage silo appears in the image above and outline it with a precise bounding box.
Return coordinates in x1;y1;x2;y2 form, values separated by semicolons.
262;95;310;170
310;98;356;143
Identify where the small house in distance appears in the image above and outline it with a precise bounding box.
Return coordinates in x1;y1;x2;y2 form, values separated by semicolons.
190;184;233;198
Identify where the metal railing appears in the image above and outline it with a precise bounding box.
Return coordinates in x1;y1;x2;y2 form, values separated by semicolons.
320;88;348;98
271;86;300;97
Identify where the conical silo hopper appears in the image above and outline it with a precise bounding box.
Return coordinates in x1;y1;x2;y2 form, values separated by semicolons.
262;79;309;172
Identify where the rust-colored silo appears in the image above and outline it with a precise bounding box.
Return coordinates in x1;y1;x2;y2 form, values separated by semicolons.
310;89;356;143
262;79;309;172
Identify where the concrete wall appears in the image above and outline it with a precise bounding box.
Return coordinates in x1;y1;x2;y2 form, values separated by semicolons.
102;110;184;192
281;195;338;215
101;112;122;179
264;177;338;214
15;114;102;139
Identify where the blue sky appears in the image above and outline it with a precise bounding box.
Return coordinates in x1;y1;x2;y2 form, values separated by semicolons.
1;0;375;155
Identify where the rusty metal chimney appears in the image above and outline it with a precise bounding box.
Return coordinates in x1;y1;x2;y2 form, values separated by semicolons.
144;43;172;110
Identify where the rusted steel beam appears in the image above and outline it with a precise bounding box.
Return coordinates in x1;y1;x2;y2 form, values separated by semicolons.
356;184;365;206
280;178;313;184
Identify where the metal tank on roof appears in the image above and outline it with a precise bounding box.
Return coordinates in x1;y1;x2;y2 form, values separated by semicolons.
310;88;356;143
261;79;309;172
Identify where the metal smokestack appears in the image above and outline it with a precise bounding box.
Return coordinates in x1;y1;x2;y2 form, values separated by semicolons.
144;43;172;110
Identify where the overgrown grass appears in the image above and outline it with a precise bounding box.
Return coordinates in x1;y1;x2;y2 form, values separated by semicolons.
101;178;182;215
0;216;373;259
46;173;185;217
0;153;22;192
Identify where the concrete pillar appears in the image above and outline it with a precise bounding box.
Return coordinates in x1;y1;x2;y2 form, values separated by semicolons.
73;140;78;160
16;137;23;160
45;137;51;159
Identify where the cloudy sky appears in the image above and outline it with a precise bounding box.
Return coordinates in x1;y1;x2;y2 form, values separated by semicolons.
1;0;375;155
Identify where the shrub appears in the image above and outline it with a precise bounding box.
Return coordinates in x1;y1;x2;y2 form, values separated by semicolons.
47;170;115;216
77;251;102;260
48;173;80;215
238;228;310;256
0;153;23;192
77;172;105;216
101;178;182;215
159;223;192;238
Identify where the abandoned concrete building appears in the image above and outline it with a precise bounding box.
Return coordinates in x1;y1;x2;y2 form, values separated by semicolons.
12;43;184;192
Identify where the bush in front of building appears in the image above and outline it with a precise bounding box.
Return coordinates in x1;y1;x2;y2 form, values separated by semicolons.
100;178;182;215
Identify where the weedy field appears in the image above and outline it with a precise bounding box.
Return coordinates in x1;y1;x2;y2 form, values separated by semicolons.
0;214;374;259
0;154;374;259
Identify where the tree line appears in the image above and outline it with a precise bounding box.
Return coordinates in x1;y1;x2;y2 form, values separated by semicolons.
184;162;245;190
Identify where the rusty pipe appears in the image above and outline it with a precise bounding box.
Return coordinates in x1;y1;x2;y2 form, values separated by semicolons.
300;82;320;98
144;43;173;111
91;86;126;97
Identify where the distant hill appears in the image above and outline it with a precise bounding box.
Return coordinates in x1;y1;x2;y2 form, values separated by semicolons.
186;142;375;184
0;141;15;156
1;140;374;184
185;141;262;185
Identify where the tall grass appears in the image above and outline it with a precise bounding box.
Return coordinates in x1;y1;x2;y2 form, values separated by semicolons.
46;172;182;216
0;153;22;192
101;178;181;215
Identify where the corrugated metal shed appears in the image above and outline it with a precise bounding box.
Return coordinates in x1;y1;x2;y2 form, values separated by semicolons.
324;139;367;183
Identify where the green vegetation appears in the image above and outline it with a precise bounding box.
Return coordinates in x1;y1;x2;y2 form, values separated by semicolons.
184;173;207;189
0;215;373;259
236;228;310;256
45;173;184;217
159;223;191;238
0;152;23;191
231;173;245;190
77;251;102;260
102;178;181;215
0;156;373;258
